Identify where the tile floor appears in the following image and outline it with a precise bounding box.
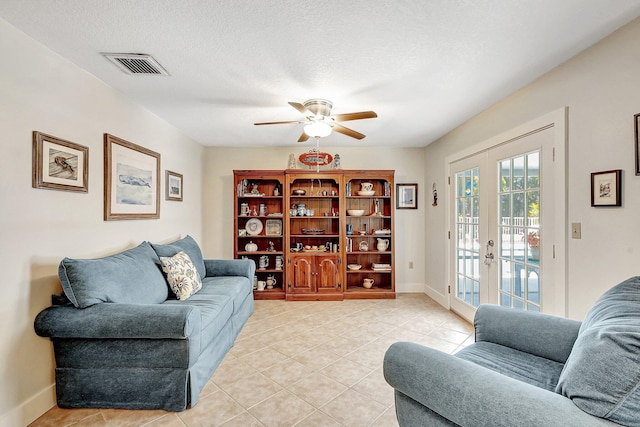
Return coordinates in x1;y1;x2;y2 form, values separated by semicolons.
30;294;474;427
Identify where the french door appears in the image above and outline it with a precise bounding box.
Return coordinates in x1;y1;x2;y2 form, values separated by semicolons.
448;119;564;322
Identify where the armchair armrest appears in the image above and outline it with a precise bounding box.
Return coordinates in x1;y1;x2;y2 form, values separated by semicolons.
383;342;617;427
475;304;581;362
204;258;255;280
34;303;200;339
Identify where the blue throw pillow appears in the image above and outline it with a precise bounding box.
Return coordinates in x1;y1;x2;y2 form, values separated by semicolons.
58;241;169;308
150;235;206;279
556;276;640;426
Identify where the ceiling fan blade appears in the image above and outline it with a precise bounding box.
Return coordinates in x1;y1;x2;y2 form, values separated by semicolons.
289;102;315;117
297;132;310;143
333;123;366;140
254;120;302;125
332;111;378;122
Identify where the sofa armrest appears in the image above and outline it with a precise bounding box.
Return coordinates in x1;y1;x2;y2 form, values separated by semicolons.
474;304;581;362
34;303;200;339
204;258;255;280
383;342;617;427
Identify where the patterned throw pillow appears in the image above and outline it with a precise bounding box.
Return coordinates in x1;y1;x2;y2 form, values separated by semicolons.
159;251;203;301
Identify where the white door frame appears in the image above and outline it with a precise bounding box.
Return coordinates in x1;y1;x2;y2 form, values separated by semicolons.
445;108;567;317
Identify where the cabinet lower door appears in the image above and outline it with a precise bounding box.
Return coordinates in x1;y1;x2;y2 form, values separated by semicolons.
289;256;315;293
317;256;340;293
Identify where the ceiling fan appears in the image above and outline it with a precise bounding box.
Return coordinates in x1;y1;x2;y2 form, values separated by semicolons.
254;99;377;142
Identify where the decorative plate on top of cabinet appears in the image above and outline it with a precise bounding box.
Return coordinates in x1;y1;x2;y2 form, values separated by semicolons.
245;218;263;236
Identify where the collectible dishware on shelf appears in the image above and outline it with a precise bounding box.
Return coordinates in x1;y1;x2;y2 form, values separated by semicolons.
259;203;267;216
359;241;369;251
258;255;269;270
245;218;263;235
363;278;375;288
244;241;258;252
275;255;284;270
347;209;365;216
347;264;362;270
357;182;375;196
266;275;277;289
377;238;390;251
240;203;250;216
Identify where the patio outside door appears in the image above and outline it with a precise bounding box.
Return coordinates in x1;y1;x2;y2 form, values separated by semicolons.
449;121;562;322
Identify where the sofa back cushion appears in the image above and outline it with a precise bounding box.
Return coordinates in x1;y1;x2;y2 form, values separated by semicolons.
59;241;169;308
150;235;206;279
556;276;640;427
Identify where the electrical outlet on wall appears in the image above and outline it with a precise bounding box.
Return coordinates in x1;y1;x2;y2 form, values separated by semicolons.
571;222;581;239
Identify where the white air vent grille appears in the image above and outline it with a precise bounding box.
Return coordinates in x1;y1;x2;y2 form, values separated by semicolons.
101;53;169;75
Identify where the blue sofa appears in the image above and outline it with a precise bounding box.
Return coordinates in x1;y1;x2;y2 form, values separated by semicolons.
384;277;640;427
34;236;255;411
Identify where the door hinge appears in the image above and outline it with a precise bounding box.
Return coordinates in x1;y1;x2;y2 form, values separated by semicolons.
552;147;555;162
448;176;450;185
338;283;342;289
448;231;451;239
338;258;342;264
288;283;291;289
553;244;556;259
288;258;291;264
448;285;451;294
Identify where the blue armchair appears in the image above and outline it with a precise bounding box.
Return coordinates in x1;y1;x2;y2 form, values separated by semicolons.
384;277;640;427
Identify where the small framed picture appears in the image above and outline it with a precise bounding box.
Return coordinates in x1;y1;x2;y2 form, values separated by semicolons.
166;170;183;201
591;169;622;207
396;183;418;209
32;131;88;192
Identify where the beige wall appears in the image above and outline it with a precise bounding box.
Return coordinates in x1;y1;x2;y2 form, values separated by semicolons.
0;18;204;426
424;17;640;320
202;146;427;293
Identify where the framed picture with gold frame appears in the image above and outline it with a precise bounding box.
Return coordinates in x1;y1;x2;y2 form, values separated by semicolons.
32;131;88;192
104;133;160;220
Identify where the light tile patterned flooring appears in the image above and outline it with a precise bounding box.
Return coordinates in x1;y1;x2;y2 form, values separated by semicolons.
31;294;474;427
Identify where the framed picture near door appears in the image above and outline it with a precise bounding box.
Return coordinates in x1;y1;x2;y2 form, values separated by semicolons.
591;169;621;207
396;183;418;209
104;133;160;220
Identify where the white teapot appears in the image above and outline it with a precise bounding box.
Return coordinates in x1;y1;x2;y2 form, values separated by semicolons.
245;241;258;252
376;238;390;252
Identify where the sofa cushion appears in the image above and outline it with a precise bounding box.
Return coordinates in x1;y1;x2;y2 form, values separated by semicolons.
160;251;203;301
556;276;640;427
150;235;206;279
199;276;253;311
163;294;234;350
59;241;169;308
456;342;565;392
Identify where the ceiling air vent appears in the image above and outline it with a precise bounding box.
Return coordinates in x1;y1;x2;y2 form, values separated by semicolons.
101;53;169;76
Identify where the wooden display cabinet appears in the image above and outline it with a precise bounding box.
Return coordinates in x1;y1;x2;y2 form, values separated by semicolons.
285;171;344;301
234;170;285;300
344;172;395;298
234;169;395;301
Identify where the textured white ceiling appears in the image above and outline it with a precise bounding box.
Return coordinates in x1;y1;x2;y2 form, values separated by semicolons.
2;0;640;147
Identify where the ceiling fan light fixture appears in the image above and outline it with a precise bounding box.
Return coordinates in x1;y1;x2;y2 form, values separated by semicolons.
304;121;332;138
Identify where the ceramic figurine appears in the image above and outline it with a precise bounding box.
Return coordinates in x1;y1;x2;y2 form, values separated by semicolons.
333;154;341;169
288;153;297;169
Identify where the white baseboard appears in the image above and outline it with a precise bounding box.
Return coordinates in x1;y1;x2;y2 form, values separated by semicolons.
395;282;426;293
0;384;55;427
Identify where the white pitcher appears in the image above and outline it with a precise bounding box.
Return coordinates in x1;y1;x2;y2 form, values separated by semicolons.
377;238;390;251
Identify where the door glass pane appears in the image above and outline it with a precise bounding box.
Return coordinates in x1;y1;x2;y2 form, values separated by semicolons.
455;167;480;308
498;151;541;311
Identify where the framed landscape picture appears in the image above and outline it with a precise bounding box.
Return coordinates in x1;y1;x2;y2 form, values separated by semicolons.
104;133;160;220
166;170;183;201
32;131;88;192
